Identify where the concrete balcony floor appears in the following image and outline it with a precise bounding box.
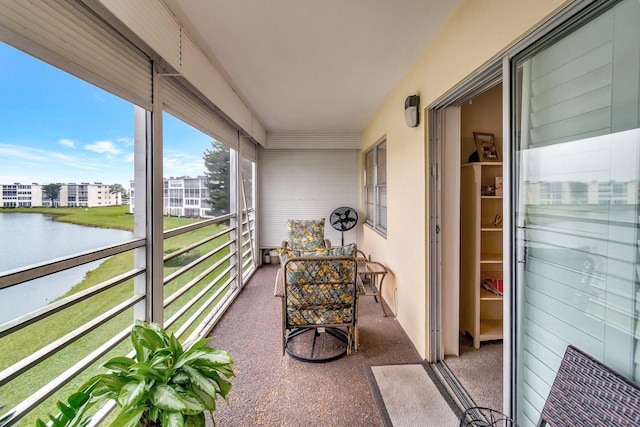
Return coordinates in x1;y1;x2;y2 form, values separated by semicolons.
207;264;423;426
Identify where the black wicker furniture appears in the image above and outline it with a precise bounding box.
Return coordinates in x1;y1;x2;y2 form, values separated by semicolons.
460;345;640;427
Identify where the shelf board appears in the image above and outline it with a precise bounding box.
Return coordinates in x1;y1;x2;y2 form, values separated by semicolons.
479;319;503;341
480;226;503;231
481;196;503;199
480;253;503;263
480;288;503;301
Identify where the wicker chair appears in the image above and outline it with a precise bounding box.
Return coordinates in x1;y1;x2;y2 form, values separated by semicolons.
281;255;358;362
460;345;640;427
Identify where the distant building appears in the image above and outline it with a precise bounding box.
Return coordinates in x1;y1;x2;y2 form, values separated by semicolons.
129;176;211;217
0;183;42;207
0;182;122;207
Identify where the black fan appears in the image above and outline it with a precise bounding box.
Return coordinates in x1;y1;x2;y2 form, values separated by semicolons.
330;207;358;246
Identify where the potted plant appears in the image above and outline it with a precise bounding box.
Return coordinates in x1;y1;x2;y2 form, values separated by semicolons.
37;320;234;426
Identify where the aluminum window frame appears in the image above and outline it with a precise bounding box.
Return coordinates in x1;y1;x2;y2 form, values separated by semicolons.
364;137;387;236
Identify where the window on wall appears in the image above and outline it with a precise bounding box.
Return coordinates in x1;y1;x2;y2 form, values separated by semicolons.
364;139;387;235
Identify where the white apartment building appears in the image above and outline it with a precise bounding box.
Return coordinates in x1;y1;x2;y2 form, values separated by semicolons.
129;176;211;218
0;183;42;207
0;183;121;207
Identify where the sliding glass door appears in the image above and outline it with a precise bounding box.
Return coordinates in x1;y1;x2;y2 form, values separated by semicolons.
512;0;640;425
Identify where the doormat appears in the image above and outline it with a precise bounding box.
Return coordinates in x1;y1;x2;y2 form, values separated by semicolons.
365;362;462;427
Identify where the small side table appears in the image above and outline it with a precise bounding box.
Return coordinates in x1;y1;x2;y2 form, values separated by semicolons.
357;260;389;316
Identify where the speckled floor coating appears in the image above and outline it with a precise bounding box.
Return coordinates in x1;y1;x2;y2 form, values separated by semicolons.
205;264;423;427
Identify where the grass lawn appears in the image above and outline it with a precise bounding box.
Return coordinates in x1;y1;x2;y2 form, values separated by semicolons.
0;206;234;424
4;205;198;231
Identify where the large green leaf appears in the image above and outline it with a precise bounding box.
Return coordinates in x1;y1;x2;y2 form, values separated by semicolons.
109;406;146;427
181;365;216;397
162;411;185;427
131;321;166;356
169;334;185;359
192;385;216;411
184;413;206;427
175;349;233;371
117;380;147;409
177;391;207;415
103;357;135;373
199;364;235;380
216;377;232;400
128;362;164;382
182;337;211;353
171;372;190;384
56;401;75;420
150;384;187;411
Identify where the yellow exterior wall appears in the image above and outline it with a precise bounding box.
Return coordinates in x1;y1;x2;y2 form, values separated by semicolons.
360;0;569;360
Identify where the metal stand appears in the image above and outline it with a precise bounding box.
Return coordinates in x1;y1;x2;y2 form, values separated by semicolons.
285;327;349;363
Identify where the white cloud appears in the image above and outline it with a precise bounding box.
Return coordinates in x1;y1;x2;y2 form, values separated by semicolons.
0;143;50;161
124;153;135;163
117;136;134;147
58;139;75;148
85;140;122;155
164;154;204;177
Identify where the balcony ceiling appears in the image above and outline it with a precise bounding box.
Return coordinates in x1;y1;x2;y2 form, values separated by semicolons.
163;0;461;134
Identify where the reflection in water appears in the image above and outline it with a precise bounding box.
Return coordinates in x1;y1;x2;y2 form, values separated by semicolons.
0;213;132;323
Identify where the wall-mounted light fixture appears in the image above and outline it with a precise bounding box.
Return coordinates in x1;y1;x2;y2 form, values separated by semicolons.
404;95;420;127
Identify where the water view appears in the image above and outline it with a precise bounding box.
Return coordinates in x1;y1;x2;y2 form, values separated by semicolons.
0;213;133;323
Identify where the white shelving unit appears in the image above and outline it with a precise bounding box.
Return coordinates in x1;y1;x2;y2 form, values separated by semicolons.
460;162;503;349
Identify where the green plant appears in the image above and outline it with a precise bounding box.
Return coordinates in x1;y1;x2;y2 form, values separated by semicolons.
1;405;14;427
36;320;234;427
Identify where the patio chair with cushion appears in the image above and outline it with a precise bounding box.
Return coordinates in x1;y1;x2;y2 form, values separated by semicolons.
280;254;358;363
274;218;359;362
281;218;331;250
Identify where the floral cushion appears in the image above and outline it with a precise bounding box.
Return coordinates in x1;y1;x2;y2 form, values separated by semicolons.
284;257;356;327
285;218;326;251
278;243;357;265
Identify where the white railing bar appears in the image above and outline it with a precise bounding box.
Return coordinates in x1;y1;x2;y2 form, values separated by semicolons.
242;265;256;283
186;286;240;343
241;256;252;271
3;327;132;426
162;213;234;239
163;240;234;285
0;294;144;387
0;267;145;338
163;253;234;309
167;274;233;335
163;227;232;262
172;278;233;339
164;265;234;325
0;238;145;290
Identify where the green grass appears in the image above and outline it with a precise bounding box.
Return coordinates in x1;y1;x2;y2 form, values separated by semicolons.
0;206;237;424
3;205;201;231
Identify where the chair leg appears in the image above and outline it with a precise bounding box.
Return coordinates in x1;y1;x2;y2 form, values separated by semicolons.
354;324;359;352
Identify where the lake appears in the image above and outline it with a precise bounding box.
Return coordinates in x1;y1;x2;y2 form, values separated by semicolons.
0;213;133;324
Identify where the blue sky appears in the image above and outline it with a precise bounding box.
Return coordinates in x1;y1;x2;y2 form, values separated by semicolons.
0;42;215;186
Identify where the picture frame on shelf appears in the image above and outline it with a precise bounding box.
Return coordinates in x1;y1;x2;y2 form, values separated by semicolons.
473;132;500;162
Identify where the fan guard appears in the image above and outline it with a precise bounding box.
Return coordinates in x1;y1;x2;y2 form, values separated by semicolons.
329;207;358;246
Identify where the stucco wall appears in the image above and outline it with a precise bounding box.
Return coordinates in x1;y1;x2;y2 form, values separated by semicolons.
360;0;569;360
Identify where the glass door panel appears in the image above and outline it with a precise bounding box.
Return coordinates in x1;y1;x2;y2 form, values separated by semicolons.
512;1;640;425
